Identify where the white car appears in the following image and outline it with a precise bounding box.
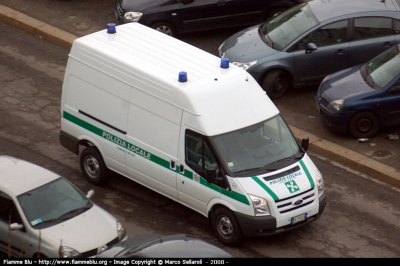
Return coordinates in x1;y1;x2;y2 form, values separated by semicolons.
0;156;127;258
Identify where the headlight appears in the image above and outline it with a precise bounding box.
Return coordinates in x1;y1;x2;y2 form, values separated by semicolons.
59;246;81;258
124;12;143;22
316;169;324;197
327;99;344;112
249;194;270;216
117;221;127;241
232;60;257;71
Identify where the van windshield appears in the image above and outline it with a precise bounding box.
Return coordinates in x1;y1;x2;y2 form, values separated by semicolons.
211;115;302;177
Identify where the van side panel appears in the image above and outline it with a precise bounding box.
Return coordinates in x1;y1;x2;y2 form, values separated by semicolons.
63;59;130;174
125;88;182;200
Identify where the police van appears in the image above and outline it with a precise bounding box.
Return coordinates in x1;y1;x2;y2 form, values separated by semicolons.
60;22;326;246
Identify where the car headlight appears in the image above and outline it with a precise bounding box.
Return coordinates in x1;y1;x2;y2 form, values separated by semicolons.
124;12;143;22
327;99;344;112
59;246;81;258
117;221;127;241
232;60;257;71
316;169;324;197
249;194;270;216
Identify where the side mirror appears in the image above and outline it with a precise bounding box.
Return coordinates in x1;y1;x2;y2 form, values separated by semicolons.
305;43;317;54
86;189;95;199
301;136;309;152
10;223;24;231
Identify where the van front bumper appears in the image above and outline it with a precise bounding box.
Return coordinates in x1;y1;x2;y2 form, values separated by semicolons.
235;192;326;237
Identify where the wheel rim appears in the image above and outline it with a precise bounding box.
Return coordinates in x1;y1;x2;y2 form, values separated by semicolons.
155;26;172;36
357;117;372;133
84;155;100;178
273;76;285;93
217;215;233;239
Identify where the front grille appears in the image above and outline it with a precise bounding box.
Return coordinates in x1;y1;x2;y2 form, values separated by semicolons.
80;237;119;258
275;188;315;214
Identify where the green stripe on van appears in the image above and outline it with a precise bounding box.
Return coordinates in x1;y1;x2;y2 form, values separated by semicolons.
251;176;279;201
299;160;315;188
63;111;249;205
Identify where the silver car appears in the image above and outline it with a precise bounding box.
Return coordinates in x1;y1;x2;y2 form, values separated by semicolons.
0;156;127;258
219;0;400;99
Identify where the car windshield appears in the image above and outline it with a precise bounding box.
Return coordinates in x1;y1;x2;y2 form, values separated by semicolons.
18;177;92;229
211;115;302;176
360;45;400;89
260;3;318;50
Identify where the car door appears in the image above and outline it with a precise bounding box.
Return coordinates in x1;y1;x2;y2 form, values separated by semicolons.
177;128;222;215
348;17;396;68
292;19;349;84
178;0;232;32
0;191;37;258
382;77;400;126
228;0;265;28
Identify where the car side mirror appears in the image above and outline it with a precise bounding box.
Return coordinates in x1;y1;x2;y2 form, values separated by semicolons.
305;43;318;54
86;189;95;199
301;136;309;152
10;223;24;231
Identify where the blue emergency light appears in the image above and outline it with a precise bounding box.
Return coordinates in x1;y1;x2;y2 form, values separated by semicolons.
107;23;116;34
178;71;187;82
220;58;230;69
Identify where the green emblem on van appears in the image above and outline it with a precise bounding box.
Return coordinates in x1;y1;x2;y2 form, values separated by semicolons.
285;180;299;193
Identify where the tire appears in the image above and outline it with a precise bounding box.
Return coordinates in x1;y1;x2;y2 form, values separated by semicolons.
80;146;109;185
348;111;380;138
212;207;243;246
150;22;176;37
261;70;290;100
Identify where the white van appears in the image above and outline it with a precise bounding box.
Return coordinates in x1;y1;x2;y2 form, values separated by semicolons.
60;22;326;246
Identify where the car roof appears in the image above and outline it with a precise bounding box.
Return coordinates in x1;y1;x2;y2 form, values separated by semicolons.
309;0;400;22
0;156;59;196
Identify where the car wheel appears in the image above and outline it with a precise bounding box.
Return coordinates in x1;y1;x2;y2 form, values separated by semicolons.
150;22;176;37
348;111;380;138
212;207;243;246
80;146;108;185
261;70;290;100
267;8;285;19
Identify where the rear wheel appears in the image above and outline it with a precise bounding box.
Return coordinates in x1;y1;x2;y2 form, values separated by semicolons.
348;111;380;138
261;70;290;100
212;207;243;246
80;146;108;185
150;22;176;37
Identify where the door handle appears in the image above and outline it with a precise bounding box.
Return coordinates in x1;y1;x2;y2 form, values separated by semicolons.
382;42;392;48
336;49;346;55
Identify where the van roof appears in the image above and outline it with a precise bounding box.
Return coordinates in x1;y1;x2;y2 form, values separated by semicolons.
68;23;278;135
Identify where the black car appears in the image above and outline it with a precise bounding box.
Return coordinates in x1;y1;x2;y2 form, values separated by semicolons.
95;233;233;258
115;0;304;37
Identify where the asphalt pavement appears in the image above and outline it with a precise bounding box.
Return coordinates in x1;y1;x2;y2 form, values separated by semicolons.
0;0;399;188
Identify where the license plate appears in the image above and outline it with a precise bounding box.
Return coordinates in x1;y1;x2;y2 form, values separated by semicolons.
291;213;307;224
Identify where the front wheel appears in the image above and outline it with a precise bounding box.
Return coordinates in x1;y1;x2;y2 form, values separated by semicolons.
150;22;176;37
261;70;290;100
80;146;109;185
212;207;243;246
348;111;380;138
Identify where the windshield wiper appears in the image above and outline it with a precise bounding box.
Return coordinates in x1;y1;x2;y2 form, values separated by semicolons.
58;205;92;219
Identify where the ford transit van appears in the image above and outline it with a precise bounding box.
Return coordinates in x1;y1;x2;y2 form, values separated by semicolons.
60;22;326;246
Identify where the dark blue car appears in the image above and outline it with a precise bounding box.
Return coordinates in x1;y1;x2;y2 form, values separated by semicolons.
115;0;304;37
316;44;400;138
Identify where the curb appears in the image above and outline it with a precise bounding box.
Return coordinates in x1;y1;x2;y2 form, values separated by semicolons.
1;4;400;188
